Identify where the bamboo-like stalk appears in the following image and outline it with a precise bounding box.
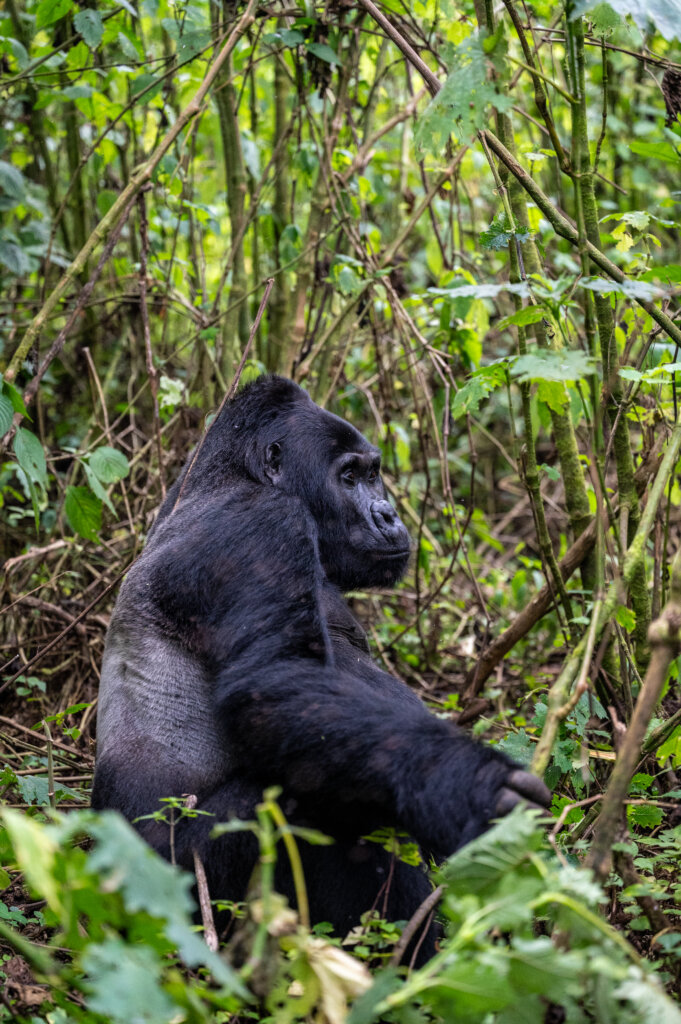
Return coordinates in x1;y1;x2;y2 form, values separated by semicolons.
5;0;258;386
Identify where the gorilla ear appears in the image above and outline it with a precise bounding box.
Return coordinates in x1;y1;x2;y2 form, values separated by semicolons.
264;441;283;484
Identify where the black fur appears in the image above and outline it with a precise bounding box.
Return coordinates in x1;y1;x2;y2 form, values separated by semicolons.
92;376;549;959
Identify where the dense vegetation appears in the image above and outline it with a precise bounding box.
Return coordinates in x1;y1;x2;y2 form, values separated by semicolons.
1;0;681;1019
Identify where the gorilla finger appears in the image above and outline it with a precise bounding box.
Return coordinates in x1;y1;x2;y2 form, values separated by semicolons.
507;769;552;807
495;787;522;816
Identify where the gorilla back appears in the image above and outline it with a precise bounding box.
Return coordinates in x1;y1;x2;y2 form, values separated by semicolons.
93;375;549;954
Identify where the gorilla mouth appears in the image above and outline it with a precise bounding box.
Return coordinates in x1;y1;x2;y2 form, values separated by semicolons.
374;548;410;560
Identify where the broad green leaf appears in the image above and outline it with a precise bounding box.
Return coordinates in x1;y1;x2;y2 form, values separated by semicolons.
615;604;636;631
628;140;680;164
35;0;74;29
306;42;340;65
512;349;596;383
14;775;85;805
2;378;28;416
572;0;681;42
82;462;116;515
616;967;681;1022
14;427;47;487
89;445;130;483
642;263;681;284
451;364;507;418
480;212;531;251
580;277;664;300
1;809;61;914
82;940;177;1023
438;806;544;894
0;239;30;275
415;34;514;152
73;9;104;48
87;814;248;994
0;160;26;201
0;392;13;434
65;485;102;542
264;28;304;47
536;379;569;411
497;306;548;330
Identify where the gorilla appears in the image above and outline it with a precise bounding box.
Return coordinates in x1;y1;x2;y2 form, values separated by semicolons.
92;375;549;958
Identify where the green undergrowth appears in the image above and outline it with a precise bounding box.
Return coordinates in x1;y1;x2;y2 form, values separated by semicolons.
1;803;680;1024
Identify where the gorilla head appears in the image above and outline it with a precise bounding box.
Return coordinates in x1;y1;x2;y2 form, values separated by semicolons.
161;376;411;590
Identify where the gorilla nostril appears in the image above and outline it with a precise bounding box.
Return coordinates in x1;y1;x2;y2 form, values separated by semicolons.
371;501;398;531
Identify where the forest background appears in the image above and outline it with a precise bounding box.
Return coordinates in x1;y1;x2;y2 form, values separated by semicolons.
1;0;681;1020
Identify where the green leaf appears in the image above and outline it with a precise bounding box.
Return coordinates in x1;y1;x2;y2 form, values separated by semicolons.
65;485;102;542
264;28;304;47
306;41;340;65
512;349;596;383
629;140;680;164
2;378;28;416
14;427;47;487
616;604;637;631
480;212;532;251
0;392;13;434
0;239;30;275
1;809;61;914
497;306;548;330
35;0;74;29
87;814;248;994
415;34;514;152
14;775;85;805
88;445;130;483
627;804;664;829
580;277;664;300
82;940;177;1023
0;160;26;201
616;967;681;1022
438;805;544;895
572;0;681;42
451;364;507;418
82;462;115;515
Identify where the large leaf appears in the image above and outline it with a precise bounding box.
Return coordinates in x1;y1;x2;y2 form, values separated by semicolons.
73;8;104;48
65;485;102;542
512;348;597;383
88;445;130;484
438;806;545;894
82;940;177;1024
572;0;681;41
14;427;47;487
415;34;513;152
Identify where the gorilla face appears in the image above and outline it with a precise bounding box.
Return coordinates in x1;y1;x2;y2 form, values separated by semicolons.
318;447;411;590
260;398;411;592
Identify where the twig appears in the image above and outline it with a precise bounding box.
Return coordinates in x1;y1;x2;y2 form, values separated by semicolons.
193;849;219;952
137;189;166;500
172;277;275;513
388;885;444;967
586;550;681;881
43;722;56;810
0;570;128;698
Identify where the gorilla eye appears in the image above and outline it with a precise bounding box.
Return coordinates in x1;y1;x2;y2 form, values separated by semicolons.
342;469;356;486
367;469;378;483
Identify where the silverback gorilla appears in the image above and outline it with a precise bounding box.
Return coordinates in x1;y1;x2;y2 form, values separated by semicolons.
92;375;549;958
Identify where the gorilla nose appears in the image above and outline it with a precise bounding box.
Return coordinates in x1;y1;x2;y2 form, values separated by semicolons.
370;500;404;541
